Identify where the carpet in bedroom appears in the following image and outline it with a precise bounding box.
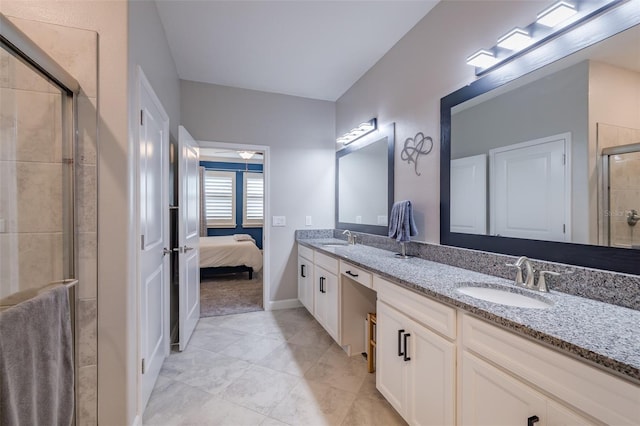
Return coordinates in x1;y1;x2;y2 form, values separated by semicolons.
199;271;263;317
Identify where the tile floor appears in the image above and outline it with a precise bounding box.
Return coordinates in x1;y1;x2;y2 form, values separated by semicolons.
143;308;406;426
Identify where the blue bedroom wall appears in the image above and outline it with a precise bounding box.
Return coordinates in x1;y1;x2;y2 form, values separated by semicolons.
200;161;264;249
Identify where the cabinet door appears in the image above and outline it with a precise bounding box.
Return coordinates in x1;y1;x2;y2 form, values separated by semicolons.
297;255;313;314
323;270;340;342
406;317;456;426
313;265;326;326
548;400;599;426
461;351;546;426
376;301;408;416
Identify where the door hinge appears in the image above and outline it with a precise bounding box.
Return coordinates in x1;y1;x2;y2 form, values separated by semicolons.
562;154;566;165
563;224;566;233
141;358;146;374
141;235;145;250
140;109;144;125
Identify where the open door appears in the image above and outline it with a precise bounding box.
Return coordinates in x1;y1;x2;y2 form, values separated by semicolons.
138;68;170;410
177;125;200;350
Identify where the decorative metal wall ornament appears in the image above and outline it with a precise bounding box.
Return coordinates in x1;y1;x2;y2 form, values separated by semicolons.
401;132;434;176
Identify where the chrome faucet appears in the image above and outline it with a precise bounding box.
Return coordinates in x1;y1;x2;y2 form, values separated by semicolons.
506;256;535;288
342;229;357;245
507;256;565;293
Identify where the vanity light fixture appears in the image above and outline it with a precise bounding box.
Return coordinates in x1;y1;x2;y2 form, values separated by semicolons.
466;0;621;75
238;151;254;160
497;28;532;51
337;118;377;146
536;1;577;27
466;50;498;68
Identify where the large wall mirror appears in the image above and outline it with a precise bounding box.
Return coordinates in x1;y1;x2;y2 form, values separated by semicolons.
336;123;395;235
441;4;640;275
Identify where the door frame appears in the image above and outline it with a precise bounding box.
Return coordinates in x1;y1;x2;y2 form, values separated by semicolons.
198;140;271;310
134;65;170;413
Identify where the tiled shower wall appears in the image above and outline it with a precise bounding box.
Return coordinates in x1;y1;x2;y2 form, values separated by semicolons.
6;17;99;425
0;47;65;297
598;123;640;249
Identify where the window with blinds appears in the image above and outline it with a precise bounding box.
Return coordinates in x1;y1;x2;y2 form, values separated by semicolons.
204;170;236;227
243;172;264;227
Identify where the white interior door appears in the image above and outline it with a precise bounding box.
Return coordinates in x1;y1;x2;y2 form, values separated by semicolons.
138;68;170;410
451;154;487;234
490;133;570;242
177;125;200;351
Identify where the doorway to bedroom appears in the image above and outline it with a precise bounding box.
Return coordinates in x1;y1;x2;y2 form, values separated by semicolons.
198;145;267;317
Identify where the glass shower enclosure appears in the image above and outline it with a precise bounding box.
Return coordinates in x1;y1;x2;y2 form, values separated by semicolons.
601;143;640;249
1;17;77;298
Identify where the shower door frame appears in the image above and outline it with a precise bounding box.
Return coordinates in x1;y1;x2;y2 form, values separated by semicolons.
600;142;640;247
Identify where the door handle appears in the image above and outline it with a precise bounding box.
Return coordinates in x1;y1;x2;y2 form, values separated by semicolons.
345;270;359;278
320;277;326;293
403;333;411;362
172;247;182;253
397;329;405;357
301;264;306;278
183;246;194;252
527;416;539;426
163;248;172;256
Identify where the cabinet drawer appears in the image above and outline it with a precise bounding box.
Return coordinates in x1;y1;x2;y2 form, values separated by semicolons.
375;276;456;340
340;261;372;288
298;244;314;261
315;251;338;274
463;314;640;425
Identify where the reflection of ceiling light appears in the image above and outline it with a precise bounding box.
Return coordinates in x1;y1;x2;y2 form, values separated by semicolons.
497;28;531;50
238;151;254;160
336;118;377;145
536;1;577;27
466;50;498;68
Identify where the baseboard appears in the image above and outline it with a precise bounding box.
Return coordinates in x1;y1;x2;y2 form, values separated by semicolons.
267;298;302;310
132;414;142;426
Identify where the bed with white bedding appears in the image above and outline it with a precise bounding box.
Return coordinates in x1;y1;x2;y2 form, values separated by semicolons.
199;235;263;279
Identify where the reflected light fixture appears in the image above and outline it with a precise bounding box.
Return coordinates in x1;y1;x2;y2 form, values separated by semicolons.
336;118;377;146
238;151;254;160
497;28;532;50
536;1;577;27
466;49;498;68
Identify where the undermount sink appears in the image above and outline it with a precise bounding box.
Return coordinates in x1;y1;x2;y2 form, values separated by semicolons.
322;242;349;247
457;285;553;309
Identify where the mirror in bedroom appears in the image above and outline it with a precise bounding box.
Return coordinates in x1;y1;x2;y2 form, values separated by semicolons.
336;122;395;236
441;3;640;275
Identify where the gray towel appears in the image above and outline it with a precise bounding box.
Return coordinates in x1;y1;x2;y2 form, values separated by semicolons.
0;285;74;426
388;200;418;242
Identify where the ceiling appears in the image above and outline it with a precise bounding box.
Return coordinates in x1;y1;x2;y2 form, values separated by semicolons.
155;0;439;101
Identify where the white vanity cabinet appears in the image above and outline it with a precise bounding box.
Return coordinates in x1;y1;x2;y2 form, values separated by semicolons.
297;245;314;314
461;314;639;426
376;276;456;426
313;251;340;342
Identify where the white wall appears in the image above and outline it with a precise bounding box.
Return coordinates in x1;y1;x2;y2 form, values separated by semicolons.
180;81;335;303
128;0;181;140
336;0;546;243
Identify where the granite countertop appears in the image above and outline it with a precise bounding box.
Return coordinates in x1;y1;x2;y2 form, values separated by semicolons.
297;238;640;384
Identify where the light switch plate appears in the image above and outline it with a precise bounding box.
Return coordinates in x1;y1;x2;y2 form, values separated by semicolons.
272;216;286;227
305;216;312;226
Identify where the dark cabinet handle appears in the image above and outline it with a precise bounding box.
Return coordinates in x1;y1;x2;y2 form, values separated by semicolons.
319;277;326;293
397;329;405;356
346;270;359;278
301;264;306;278
403;333;411;361
527;415;539;426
